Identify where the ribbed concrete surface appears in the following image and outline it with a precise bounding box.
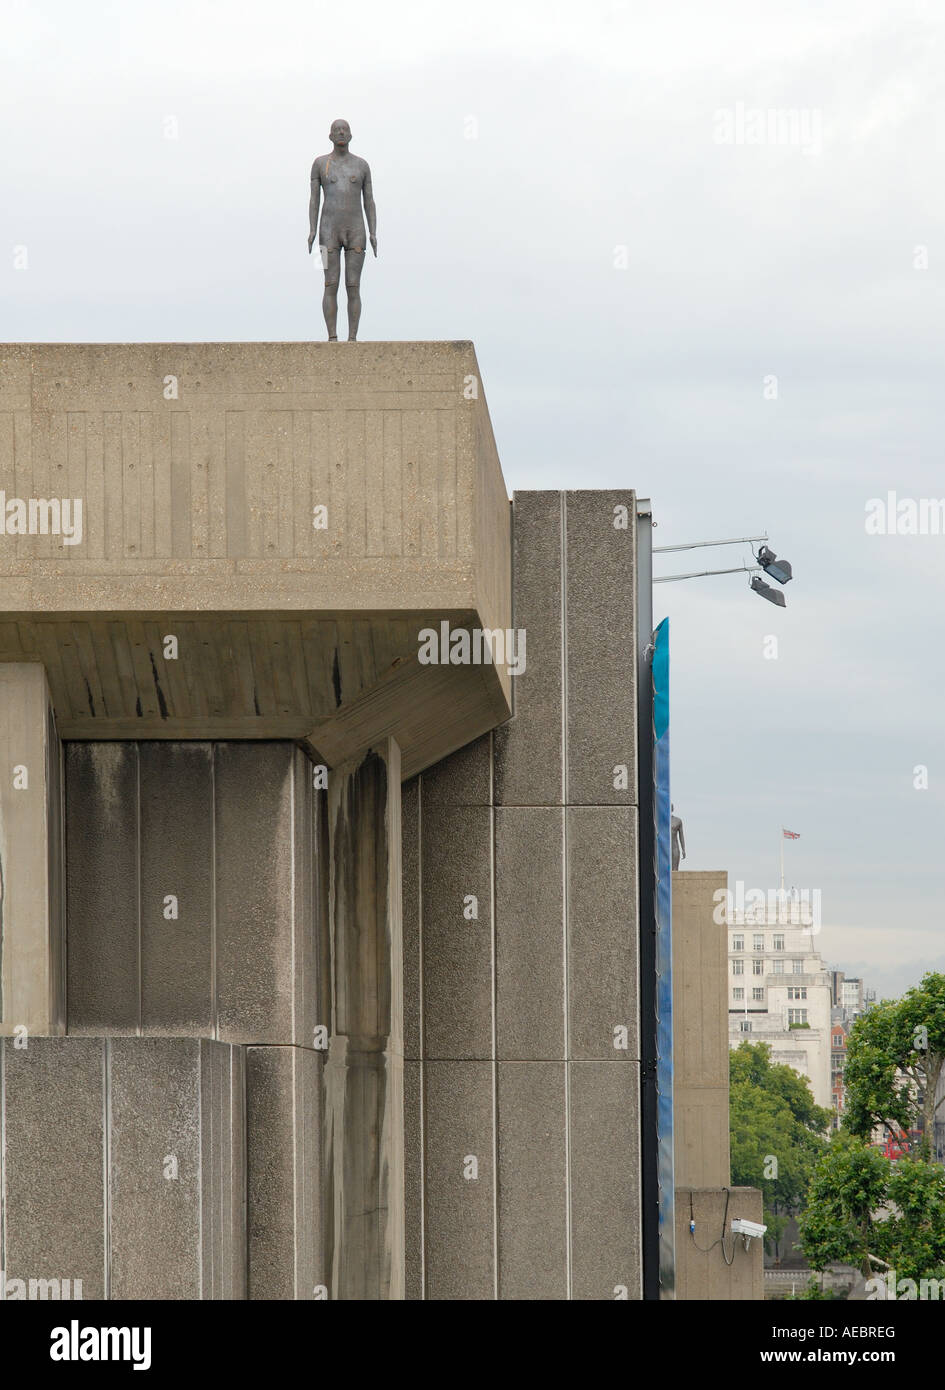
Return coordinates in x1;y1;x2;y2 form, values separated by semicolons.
0;342;508;604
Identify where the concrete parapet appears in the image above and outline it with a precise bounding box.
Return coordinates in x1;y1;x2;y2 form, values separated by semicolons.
0;342;511;776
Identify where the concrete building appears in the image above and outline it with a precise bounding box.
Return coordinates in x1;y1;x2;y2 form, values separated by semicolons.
727;908;832;1110
840;976;866;1021
830;970;876;1024
827;969;877;1125
0;340;702;1299
673;871;764;1299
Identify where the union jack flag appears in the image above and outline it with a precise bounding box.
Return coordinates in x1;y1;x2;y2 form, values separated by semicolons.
782;828;800;839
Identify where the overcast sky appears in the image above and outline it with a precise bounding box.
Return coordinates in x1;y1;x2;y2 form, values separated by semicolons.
3;0;943;997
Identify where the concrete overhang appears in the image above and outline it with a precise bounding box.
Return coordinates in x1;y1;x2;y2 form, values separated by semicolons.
0;342;512;778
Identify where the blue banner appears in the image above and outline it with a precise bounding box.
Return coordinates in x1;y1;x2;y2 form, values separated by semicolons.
652;616;675;1295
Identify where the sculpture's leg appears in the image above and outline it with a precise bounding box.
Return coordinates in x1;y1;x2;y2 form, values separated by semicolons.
322;248;340;341
345;249;365;341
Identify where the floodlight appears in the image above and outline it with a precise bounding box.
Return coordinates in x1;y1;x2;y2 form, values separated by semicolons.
750;575;786;608
757;545;793;585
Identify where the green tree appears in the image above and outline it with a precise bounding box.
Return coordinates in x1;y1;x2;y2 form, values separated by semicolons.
729;1042;831;1251
800;1135;945;1285
882;1156;945;1283
799;1134;889;1277
844;973;945;1156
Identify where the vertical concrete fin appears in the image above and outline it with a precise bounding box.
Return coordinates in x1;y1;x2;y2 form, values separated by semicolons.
0;664;64;1036
325;738;404;1299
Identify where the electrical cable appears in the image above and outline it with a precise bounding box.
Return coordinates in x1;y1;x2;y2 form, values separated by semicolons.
687;1187;743;1264
688;1186;733;1254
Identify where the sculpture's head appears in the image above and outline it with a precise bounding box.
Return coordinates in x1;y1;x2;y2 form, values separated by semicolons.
329;119;352;149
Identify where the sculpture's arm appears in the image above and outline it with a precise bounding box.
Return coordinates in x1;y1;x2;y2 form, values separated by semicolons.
679;823;686;859
363;163;377;255
308;164;320;253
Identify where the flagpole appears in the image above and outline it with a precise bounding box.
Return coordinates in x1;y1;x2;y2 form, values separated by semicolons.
779;829;784;896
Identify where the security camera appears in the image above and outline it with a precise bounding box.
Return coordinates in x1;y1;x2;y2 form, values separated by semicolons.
732;1217;767;1248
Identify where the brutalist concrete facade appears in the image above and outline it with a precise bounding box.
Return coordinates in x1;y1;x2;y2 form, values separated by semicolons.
0;343;650;1300
401;493;642;1300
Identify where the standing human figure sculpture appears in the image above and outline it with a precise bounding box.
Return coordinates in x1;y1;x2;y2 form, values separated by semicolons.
308;119;377;341
671;804;686;871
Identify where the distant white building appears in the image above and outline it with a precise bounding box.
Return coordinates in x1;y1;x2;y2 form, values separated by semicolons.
840;977;866;1021
725;899;832;1109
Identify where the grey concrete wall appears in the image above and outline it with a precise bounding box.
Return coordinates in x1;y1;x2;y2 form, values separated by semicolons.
246;1044;324;1299
0;664;64;1037
64;738;327;1299
65;740;323;1046
402;491;642;1300
673;870;731;1189
675;1188;764;1300
0;1036;245;1298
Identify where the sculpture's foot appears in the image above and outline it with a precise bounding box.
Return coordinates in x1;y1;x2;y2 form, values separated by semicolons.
347;336;357;343
328;335;338;342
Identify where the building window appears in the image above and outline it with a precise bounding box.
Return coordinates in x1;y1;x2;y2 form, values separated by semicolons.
788;1008;808;1025
739;1020;752;1033
732;936;743;952
787;987;808;1001
752;987;764;1001
773;934;784;951
732;960;744;976
793;960;804;974
753;934;764;952
733;987;744;1000
752;959;764;976
772;960;784;975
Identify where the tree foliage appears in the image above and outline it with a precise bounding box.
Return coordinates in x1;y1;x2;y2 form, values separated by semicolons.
800;1135;945;1284
799;1134;889;1276
843;972;945;1155
729;1042;831;1249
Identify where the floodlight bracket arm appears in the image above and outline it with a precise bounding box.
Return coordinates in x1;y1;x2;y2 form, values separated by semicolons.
652;535;768;554
654;564;762;584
